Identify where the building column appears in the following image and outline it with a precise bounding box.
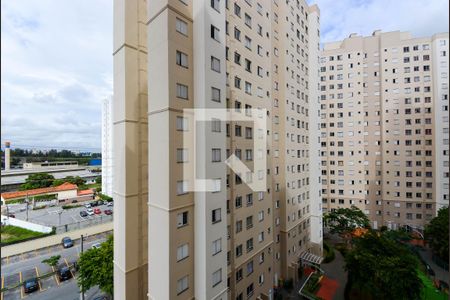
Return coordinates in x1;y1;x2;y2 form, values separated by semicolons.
113;0;148;299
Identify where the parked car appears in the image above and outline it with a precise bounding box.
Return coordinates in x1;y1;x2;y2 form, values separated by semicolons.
23;278;39;293
91;242;102;249
90;201;98;207
80;211;88;217
62;237;74;248
87;208;95;216
58;267;72;281
8;213;15;218
94;208;101;215
104;209;113;215
107;202;113;207
96;200;104;206
84;203;92;209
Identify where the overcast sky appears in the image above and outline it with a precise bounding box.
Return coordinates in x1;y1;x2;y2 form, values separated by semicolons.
1;0;448;151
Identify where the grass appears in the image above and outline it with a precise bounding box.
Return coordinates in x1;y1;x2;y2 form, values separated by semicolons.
0;225;48;245
418;270;448;300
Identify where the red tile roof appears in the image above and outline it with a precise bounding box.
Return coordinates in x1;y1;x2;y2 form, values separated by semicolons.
77;189;94;196
1;182;78;200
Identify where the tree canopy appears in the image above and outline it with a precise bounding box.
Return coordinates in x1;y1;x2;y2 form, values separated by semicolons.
345;231;422;300
19;173;55;190
77;235;113;296
425;206;449;263
52;176;86;187
42;255;61;268
323;206;370;236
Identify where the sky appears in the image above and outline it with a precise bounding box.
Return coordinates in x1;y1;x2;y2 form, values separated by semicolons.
1;0;448;151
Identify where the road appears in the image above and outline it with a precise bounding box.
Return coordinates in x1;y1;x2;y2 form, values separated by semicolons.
1;232;111;300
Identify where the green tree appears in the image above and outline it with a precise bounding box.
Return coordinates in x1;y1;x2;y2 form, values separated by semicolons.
425;207;449;262
42;255;61;268
77;235;113;296
95;176;102;184
52;176;86;187
345;231;422;300
20;173;55;190
323;206;370;236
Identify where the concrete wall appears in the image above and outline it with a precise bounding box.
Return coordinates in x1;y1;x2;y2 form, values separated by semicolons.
1;215;53;233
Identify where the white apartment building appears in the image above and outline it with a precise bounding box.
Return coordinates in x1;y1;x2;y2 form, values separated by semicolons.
101;96;113;197
320;31;449;230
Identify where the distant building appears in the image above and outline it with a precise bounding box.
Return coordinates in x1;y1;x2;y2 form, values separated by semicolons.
22;161;78;170
102;96;113;197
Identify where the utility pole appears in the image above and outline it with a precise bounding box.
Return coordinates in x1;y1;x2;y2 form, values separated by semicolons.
80;234;85;300
25;193;29;221
58;210;63;226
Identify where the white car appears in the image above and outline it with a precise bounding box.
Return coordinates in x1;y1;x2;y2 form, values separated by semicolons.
91;242;101;249
107;202;113;207
86;208;94;216
84;203;92;209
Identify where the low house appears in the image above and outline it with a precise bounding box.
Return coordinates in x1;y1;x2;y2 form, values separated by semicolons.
0;182;94;206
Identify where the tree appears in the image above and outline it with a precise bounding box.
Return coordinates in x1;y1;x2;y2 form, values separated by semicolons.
345;231;422;300
42;255;61;268
425;207;449;262
20;173;55;190
95;176;102;184
323;206;370;236
52;176;86;187
78;235;113;296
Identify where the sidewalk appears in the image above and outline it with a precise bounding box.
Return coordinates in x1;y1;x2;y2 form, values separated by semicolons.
1;222;113;258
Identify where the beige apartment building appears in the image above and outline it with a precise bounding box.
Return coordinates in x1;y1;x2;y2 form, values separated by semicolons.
113;0;322;299
320;31;449;231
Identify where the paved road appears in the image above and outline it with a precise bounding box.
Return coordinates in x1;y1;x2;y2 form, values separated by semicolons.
7;202;112;228
1;232;111;300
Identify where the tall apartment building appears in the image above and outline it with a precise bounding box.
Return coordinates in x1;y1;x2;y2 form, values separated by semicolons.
101;96;113;197
113;0;322;299
320;31;449;231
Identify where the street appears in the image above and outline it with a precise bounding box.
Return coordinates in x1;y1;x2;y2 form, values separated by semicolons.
1;232;111;300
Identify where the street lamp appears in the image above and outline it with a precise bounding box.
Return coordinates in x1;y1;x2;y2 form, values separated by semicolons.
79;234;88;300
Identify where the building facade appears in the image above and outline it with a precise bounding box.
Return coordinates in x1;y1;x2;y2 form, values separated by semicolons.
320;31;449;231
114;0;322;299
101;96;114;197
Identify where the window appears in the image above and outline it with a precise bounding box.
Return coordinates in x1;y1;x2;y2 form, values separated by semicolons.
212;238;222;255
211;25;220;41
212;87;221;102
212;119;221;132
211;0;220;12
176;83;188;99
234;3;241;17
212;208;221;223
177;181;188;195
234;27;241;40
177;148;188;163
176;18;188;35
211;56;221;72
244;13;251;28
177;276;189;294
212;148;221;162
177;244;189;261
177;211;188;227
176;51;188;68
212;269;222;287
245;81;252;94
176;116;188;131
246;261;254;275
